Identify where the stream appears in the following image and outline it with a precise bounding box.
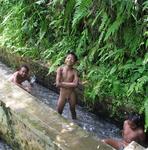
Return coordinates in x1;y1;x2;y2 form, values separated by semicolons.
0;61;122;149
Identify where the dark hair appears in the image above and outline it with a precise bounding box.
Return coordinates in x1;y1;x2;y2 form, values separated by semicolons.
19;64;29;72
67;52;78;62
128;113;144;128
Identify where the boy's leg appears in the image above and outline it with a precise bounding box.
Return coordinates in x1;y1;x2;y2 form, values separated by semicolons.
57;93;66;115
69;92;77;119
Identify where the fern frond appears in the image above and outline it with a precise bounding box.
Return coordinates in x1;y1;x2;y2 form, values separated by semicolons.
63;0;75;32
104;15;124;41
72;0;92;28
143;1;148;11
143;53;148;65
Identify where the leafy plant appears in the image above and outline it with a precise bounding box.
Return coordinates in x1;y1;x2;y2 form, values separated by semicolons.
0;0;147;127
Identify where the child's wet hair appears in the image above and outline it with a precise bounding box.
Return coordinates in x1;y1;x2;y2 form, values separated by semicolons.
67;52;78;62
18;64;29;72
128;113;144;128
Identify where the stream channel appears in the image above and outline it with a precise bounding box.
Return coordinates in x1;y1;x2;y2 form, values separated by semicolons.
0;61;122;149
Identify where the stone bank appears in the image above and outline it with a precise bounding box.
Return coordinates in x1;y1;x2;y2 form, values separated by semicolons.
0;74;114;150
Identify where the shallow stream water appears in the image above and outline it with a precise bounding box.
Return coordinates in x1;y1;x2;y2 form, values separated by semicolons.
0;61;122;149
31;83;121;139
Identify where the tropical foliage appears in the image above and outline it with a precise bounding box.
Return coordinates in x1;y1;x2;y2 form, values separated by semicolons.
0;0;147;127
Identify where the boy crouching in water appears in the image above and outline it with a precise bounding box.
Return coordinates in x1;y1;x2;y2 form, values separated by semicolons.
102;113;146;150
9;64;32;93
56;52;79;119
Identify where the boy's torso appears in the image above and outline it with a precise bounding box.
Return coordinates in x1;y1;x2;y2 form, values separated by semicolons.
60;66;76;98
60;66;75;83
11;71;28;84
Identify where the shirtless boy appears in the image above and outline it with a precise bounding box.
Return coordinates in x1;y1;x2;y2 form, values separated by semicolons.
56;52;79;119
9;64;32;93
102;113;146;150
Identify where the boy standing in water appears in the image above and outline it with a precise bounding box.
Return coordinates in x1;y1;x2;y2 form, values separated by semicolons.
56;52;79;119
102;113;146;150
9;64;32;93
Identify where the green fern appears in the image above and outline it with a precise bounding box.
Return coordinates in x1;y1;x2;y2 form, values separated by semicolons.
63;0;75;33
72;0;92;28
0;0;147;123
143;1;148;11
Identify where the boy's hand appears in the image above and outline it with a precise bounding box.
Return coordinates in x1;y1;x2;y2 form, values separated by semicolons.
24;86;32;93
55;82;62;87
79;80;88;85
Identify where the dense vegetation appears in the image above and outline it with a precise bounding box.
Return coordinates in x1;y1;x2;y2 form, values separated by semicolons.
0;0;147;128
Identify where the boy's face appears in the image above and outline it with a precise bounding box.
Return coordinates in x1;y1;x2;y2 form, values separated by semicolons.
65;54;76;66
19;67;28;78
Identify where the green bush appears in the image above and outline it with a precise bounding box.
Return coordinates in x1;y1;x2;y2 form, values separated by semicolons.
0;0;147;128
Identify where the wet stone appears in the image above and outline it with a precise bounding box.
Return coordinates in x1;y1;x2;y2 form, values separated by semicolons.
124;141;146;150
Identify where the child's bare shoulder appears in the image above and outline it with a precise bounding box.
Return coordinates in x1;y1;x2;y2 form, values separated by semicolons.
13;71;19;76
57;66;63;72
138;128;145;134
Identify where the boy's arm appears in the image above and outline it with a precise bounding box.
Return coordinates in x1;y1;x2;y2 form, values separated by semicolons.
12;72;25;89
56;67;62;87
13;72;21;85
60;71;79;88
138;129;145;143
